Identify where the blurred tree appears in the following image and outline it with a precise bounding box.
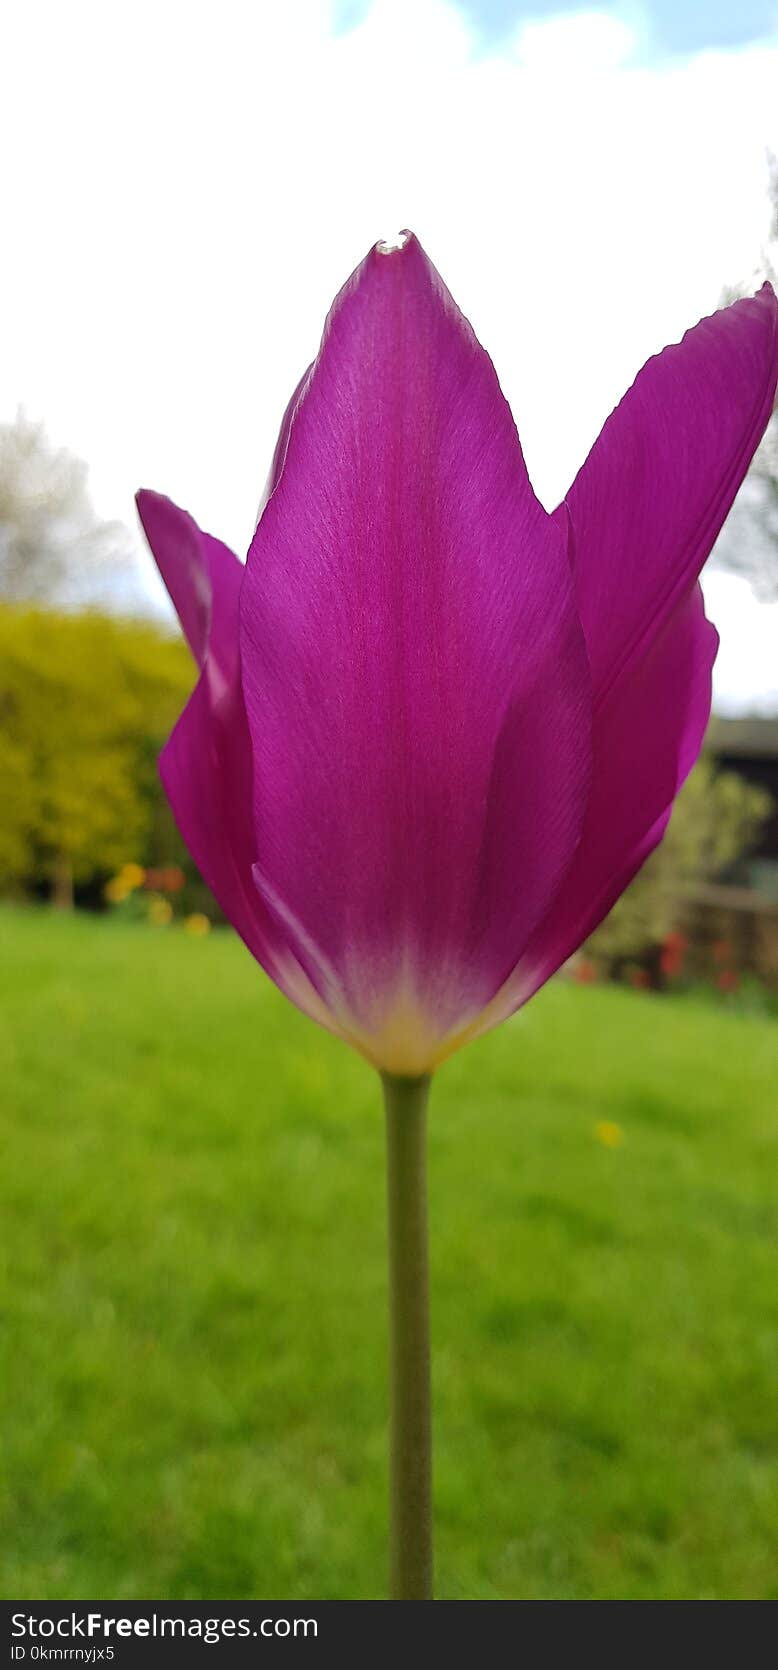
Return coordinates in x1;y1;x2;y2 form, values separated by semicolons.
587;757;772;967
0;412;136;607
713;156;778;599
0;731;37;884
0;606;193;905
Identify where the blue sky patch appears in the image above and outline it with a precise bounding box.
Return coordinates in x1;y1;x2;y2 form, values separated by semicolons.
333;0;778;57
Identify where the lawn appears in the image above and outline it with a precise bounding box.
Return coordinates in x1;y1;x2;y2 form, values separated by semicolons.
1;906;777;1600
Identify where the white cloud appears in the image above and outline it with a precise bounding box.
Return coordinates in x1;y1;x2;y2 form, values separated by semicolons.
704;571;778;714
516;8;636;69
1;0;776;705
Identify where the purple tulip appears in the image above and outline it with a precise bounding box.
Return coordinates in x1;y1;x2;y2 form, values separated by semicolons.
138;233;777;1598
137;233;777;1078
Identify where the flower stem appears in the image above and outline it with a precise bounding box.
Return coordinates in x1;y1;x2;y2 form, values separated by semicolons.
381;1070;433;1600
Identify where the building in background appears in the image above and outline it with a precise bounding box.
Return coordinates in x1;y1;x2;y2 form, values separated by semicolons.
691;717;778;984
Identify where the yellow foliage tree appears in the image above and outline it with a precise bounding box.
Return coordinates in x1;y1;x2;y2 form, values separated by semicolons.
0;605;193;904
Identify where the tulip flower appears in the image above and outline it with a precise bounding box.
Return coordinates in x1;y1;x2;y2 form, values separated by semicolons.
138;233;777;1599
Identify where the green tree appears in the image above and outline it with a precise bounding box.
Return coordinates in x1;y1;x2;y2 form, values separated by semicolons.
0;605;193;904
587;756;772;967
0;731;37;884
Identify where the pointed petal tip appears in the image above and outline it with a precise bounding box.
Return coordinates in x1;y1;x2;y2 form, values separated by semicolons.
561;273;778;698
747;279;778;339
134;489;213;666
135;485;159;522
374;228;415;256
135;485;169;511
135;487;184;542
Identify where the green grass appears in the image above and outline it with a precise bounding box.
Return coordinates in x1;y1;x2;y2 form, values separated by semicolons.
1;906;777;1600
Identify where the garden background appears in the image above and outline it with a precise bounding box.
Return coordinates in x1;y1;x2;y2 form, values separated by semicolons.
2;0;778;1601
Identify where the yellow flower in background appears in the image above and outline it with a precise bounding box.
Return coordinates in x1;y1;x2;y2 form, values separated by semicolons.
185;913;211;936
119;862;146;889
105;862;146;904
104;876;130;904
594;1120;624;1149
148;897;173;925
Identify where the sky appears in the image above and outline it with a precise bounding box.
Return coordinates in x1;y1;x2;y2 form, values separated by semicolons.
337;0;778;56
2;0;778;711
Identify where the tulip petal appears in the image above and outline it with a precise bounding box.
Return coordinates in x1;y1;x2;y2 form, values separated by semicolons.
137;491;333;1030
136;489;215;670
564;283;777;699
240;235;591;1071
486;584;716;1021
472;291;778;1031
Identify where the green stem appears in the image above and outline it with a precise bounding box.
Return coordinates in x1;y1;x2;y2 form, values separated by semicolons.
381;1071;433;1600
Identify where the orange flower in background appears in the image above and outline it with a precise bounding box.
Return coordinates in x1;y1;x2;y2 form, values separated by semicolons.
161;866;186;893
660;929;687;979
